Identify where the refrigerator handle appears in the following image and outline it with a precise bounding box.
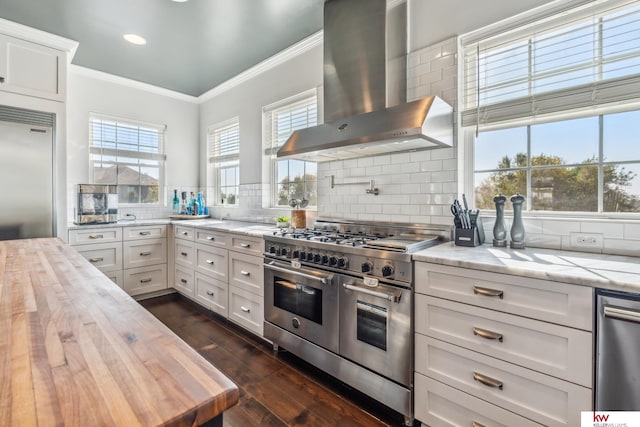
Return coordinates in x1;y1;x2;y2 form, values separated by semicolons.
604;305;640;324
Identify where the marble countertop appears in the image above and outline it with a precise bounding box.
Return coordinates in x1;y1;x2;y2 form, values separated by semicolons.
413;242;640;293
68;218;278;238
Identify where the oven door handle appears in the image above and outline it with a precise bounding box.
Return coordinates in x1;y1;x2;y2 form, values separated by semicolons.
265;261;332;285
342;283;402;303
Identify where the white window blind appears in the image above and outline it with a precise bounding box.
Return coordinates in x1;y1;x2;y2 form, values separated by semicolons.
207;118;240;205
263;95;318;156
461;0;640;128
89;114;166;204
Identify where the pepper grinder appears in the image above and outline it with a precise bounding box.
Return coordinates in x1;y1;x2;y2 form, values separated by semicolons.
492;194;508;247
510;193;526;249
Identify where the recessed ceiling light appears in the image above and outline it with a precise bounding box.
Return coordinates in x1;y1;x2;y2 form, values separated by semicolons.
123;34;147;45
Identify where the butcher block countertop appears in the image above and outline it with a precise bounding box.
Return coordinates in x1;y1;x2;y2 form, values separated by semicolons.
0;238;239;426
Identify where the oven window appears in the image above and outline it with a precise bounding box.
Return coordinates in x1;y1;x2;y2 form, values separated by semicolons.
274;277;322;324
356;301;387;351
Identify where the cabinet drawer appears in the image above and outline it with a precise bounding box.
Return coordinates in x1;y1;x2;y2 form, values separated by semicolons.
195;272;228;317
123;225;167;241
123;264;167;296
104;270;123;288
195;244;227;282
228;252;264;296
415;263;592;330
230;235;262;257
174;225;195;240
74;242;122;272
123;239;167;269
415;295;592;387
229;285;263;336
174;240;195;268
415;374;543;427
174;264;194;297
69;227;122;245
415;335;591;427
195;229;229;248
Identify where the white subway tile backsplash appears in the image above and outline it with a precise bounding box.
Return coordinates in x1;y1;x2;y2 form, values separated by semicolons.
422;183;443;194
373;156;391;166
431;147;455;160
410;150;431;163
603;238;640;257
420;160;443;171
365;166;383;176
581;221;624;239
430;171;456;182
623;223;640;240
410;172;431;183
420;70;443;86
542;219;581;236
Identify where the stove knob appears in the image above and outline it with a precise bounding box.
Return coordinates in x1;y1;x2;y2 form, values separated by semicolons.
313;253;322;263
280;247;289;257
299;251;306;260
321;255;329;264
381;265;394;277
361;261;373;273
306;252;314;262
337;257;348;269
292;249;300;259
328;256;338;266
269;245;278;254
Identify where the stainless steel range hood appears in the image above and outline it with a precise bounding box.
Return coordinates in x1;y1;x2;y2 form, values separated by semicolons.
277;0;453;162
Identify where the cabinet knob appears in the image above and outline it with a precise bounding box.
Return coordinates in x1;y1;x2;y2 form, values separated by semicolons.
206;290;214;296
180;278;187;284
180;252;188;256
473;286;504;299
89;234;103;239
473;327;503;342
182;231;188;236
240;270;250;276
205;259;214;265
473;372;503;390
240;306;251;313
139;251;152;256
140;278;152;283
240;243;250;248
207;236;215;241
139;231;151;236
88;257;104;263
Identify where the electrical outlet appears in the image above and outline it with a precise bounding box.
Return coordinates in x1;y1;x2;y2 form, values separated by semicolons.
570;232;603;248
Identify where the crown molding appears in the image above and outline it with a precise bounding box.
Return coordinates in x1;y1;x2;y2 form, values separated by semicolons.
0;18;79;61
197;30;323;104
69;65;199;103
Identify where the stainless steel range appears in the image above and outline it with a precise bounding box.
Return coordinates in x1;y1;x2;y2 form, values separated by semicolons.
263;218;451;426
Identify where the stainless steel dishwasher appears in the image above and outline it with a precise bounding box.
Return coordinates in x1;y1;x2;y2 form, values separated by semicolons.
595;288;640;410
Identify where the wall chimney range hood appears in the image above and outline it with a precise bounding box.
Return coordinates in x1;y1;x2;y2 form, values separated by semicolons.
277;0;453;162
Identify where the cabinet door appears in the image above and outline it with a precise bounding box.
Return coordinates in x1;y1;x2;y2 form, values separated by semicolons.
123;225;167;241
229;235;262;257
229;285;263;336
195;243;227;282
195;229;229;248
174;264;195;298
123;238;167;269
69;227;122;245
195;272;228;317
73;241;122;272
0;33;65;101
104;270;124;288
175;240;195;268
174;225;195;241
228;251;264;296
415;374;543;427
123;264;167;296
415;294;593;387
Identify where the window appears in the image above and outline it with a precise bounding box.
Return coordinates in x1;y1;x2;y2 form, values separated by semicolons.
90;115;165;204
462;0;640;214
207;119;240;206
263;91;318;207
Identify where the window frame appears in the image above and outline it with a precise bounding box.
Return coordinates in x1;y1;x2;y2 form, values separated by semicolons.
207;117;240;207
89;113;166;206
460;0;640;218
262;89;319;209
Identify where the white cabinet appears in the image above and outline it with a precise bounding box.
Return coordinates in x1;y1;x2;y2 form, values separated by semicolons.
173;225;195;299
414;262;593;427
194;272;228;317
123;238;167;269
0;33;65;101
123;264;167;296
70;228;123;287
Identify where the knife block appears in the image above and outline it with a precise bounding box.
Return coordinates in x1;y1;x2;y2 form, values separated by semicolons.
455;222;485;247
291;210;306;229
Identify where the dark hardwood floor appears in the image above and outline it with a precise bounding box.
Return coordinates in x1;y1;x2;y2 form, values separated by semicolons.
140;294;407;427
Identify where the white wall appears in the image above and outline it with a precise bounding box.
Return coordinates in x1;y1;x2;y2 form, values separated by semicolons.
66;68;200;227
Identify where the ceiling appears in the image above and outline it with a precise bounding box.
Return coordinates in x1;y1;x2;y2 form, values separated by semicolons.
0;0;324;97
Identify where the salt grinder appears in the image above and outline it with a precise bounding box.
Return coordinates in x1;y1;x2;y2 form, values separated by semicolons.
492;194;508;247
510;193;526;249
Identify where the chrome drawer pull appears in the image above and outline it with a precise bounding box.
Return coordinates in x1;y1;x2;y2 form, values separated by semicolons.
88;234;103;239
473;327;503;342
88;257;104;263
240;270;250;276
240;306;251;313
473;286;504;299
140;278;152;283
181;231;188;236
205;259;214;265
265;261;331;285
240;243;250;248
139;231;151;236
180;279;187;284
604;306;640;324
181;252;188;256
139;251;152;256
342;283;401;303
206;290;214;296
473;372;503;390
472;422;487;427
207;236;215;241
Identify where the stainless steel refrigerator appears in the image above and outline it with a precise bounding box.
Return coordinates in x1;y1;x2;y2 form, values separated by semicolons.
0;119;54;240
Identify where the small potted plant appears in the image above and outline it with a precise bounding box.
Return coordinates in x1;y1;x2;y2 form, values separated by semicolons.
276;215;290;228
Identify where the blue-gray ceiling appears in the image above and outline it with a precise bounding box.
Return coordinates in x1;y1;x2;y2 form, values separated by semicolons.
0;0;324;96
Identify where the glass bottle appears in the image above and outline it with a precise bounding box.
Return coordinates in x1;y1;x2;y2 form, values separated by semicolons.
197;192;204;215
172;189;180;214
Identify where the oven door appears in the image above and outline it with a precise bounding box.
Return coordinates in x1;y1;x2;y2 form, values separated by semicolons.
264;260;339;353
339;278;412;386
